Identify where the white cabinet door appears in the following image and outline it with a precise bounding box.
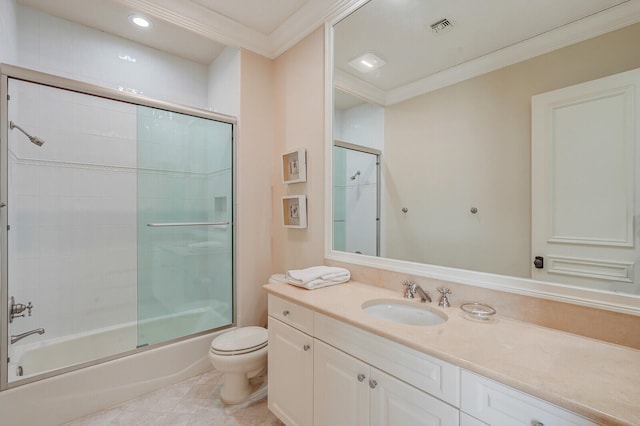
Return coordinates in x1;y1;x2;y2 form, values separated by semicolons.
531;68;640;292
314;338;459;426
370;368;459;426
268;317;314;426
314;340;369;426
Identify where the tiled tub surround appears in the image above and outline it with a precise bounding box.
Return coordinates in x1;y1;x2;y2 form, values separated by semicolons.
327;260;640;349
264;281;640;425
8;79;138;341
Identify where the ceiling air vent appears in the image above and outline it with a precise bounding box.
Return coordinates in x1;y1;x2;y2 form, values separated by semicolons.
430;18;453;34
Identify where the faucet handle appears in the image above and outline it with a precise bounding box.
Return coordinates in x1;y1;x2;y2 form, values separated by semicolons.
403;280;415;298
26;302;33;316
437;288;451;308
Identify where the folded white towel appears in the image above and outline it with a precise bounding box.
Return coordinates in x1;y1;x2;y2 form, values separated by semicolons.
285;266;350;290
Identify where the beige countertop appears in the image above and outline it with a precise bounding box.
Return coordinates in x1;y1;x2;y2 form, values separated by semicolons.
264;281;640;426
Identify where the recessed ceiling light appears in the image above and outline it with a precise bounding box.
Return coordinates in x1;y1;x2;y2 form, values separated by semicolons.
348;52;386;73
128;14;152;29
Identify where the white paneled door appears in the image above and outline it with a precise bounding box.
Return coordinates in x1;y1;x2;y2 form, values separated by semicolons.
531;68;640;293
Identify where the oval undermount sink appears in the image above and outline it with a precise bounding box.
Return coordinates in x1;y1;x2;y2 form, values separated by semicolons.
362;299;447;326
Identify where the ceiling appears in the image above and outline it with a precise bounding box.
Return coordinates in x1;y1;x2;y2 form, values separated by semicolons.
334;0;630;93
15;0;640;102
17;0;350;63
333;0;640;108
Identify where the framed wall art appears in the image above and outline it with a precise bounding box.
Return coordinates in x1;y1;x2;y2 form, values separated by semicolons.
282;148;307;184
282;195;307;228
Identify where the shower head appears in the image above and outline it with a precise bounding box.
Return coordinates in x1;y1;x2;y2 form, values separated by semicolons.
9;121;45;147
350;170;361;180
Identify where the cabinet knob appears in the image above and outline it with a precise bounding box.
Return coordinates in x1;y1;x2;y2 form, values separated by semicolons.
283;310;290;316
303;344;310;351
369;380;377;389
532;422;544;426
357;374;366;382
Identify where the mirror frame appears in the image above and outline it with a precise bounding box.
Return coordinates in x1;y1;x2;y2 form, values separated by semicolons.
324;0;640;316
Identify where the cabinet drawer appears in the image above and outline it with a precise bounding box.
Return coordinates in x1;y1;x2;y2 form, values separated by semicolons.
315;313;460;407
461;370;599;426
268;295;314;335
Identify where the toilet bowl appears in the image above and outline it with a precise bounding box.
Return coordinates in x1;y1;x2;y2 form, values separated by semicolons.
208;326;268;404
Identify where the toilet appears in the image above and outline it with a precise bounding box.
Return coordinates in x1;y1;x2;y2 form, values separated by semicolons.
208;275;285;404
208;326;268;404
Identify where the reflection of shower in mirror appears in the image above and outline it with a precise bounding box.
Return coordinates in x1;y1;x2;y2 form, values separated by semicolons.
350;170;361;180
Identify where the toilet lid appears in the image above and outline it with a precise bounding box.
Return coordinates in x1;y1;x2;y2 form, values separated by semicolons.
211;326;268;355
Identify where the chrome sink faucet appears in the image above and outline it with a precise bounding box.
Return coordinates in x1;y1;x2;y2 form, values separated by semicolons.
402;280;431;303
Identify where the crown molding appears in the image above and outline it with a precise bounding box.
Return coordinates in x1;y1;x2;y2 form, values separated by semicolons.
113;0;363;59
334;69;386;106
113;0;272;56
270;0;361;58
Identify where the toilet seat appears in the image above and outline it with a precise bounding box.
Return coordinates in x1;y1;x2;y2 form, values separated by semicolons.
210;326;268;356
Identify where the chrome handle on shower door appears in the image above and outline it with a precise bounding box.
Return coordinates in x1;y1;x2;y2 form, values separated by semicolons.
146;221;230;227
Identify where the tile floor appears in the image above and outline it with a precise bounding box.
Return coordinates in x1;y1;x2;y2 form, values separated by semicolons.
64;370;284;426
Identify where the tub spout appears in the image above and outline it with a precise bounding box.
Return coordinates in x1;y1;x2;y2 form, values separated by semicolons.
11;328;45;344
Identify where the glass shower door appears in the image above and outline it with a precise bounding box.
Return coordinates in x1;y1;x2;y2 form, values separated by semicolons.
137;106;233;347
2;70;236;387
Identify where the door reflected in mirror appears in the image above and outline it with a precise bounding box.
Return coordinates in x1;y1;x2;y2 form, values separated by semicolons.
332;0;640;295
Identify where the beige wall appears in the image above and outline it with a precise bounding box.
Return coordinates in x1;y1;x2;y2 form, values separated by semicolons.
236;50;275;327
272;27;326;273
384;23;640;278
235;26;326;326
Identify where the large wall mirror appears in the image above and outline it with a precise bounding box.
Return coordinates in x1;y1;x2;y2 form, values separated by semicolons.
327;0;640;312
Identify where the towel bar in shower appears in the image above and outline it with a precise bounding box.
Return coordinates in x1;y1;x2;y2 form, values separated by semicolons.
147;221;230;227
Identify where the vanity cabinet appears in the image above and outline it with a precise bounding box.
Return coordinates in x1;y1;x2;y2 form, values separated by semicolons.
267;297;315;426
314;340;458;425
267;294;601;426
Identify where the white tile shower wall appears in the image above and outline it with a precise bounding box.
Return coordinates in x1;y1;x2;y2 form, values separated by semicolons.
7;3;227;343
14;4;209;109
335;102;385;151
8;79;137;341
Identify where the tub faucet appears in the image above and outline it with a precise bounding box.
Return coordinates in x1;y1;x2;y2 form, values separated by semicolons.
9;296;33;323
11;328;45;344
402;280;431;303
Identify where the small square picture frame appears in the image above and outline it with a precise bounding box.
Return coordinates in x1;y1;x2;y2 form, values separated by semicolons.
282;195;307;228
282;148;307;184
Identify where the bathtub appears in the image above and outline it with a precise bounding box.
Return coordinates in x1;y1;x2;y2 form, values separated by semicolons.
8;307;230;381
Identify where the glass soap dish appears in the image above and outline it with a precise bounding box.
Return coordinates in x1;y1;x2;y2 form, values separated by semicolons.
460;302;496;321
